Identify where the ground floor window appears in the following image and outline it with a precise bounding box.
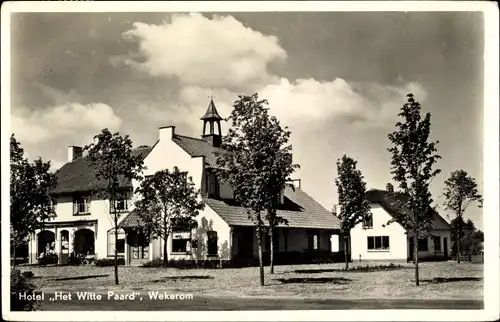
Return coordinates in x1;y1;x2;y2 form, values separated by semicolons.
367;236;390;250
433;236;441;251
418;238;429;251
172;231;191;253
107;229;126;256
207;231;218;256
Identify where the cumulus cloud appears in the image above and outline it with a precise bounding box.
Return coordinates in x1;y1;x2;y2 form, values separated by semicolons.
117;13;287;90
12;103;122;145
261;78;428;129
11;102;123;170
117;13;428;133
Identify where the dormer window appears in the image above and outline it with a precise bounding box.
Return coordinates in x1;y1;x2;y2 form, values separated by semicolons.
206;173;220;198
73;195;90;215
362;213;373;229
112;191;129;213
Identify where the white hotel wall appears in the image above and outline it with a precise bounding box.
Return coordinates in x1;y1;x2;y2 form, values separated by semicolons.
350;203;408;261
29;195;117;262
138;126;231;261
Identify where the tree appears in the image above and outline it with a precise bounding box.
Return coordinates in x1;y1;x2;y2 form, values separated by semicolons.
216;93;298;285
450;217;482;261
10;135;57;268
85;129;145;285
259;106;298;274
443;169;482;263
386;93;441;286
134;167;204;267
334;154;372;270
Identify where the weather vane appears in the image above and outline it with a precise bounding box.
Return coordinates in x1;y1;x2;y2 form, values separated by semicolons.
209;87;215;101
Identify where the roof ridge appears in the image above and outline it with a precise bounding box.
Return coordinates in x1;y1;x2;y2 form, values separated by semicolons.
173;134;208;142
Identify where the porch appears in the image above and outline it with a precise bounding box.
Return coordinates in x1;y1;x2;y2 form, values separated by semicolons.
230;226;347;267
28;221;97;265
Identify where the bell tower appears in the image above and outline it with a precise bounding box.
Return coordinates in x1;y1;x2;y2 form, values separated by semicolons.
201;98;223;147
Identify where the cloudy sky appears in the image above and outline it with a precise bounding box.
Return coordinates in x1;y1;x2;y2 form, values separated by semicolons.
10;11;484;227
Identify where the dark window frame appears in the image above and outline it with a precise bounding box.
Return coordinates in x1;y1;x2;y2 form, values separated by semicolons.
207;231;218;256
367;236;390;251
206;172;220;198
418;238;429;251
171;230;192;254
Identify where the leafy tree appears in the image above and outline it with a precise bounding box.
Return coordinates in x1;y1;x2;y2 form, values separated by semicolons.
11;269;41;311
134;167;204;267
443;169;482;263
450;217;482;261
334;154;372;270
259;106;298;274
216;93;298;284
85;129;145;285
10;135;57;268
386;94;441;286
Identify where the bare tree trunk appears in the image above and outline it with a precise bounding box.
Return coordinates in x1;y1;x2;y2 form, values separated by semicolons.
413;232;419;286
163;234;169;267
12;238;17;270
457;204;462;264
256;216;265;286
344;236;349;270
114;218;119;285
269;225;275;274
163;215;168;267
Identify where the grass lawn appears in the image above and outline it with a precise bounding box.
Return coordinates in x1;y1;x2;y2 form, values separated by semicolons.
18;261;483;301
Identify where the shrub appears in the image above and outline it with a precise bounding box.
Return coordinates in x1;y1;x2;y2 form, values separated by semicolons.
68;253;84;266
344;263;405;272
142;258;164;268
22;271;34;278
11;269;41;311
37;253;58;265
94;258;125;267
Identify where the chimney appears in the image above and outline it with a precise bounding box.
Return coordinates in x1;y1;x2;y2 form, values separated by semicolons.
386;183;394;192
68;146;83;162
287;179;301;189
202;134;222;147
332;204;341;216
159;126;176;142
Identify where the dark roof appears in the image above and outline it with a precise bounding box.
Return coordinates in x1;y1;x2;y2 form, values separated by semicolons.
172;134;224;168
203;185;340;229
200;99;223;121
366;189;451;230
51;147;152;195
118;209;141;228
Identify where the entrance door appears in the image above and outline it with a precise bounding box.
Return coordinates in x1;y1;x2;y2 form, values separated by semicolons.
236;227;254;257
127;231;149;265
443;237;448;260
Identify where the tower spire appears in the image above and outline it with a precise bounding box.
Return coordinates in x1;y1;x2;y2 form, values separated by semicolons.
201;94;223;147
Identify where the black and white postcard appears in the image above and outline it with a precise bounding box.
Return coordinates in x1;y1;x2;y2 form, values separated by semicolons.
2;1;499;321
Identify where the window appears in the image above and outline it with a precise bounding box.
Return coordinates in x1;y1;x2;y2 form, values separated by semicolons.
367;236;390;250
418;238;429;251
206;173;220;198
112;191;129;212
107;229;125;256
313;234;319;250
171;231;191;253
73;195;90;215
207;231;218;256
433;236;441;251
362;213;373;228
